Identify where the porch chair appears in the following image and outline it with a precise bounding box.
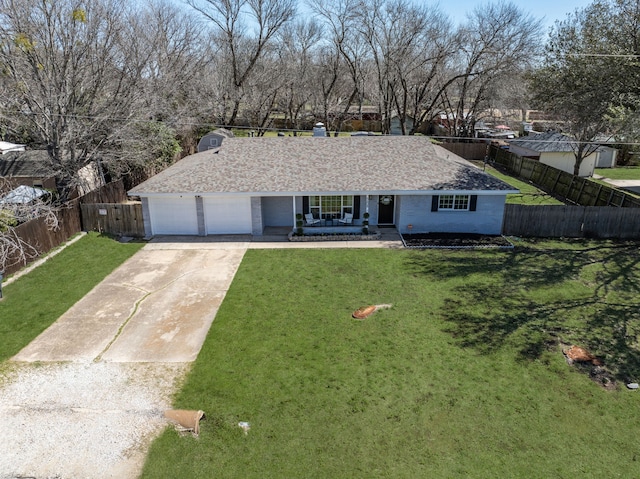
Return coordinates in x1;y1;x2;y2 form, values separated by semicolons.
338;213;353;224
305;213;320;225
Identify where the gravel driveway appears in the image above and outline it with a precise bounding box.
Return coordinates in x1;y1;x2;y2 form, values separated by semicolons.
0;362;187;479
0;241;247;479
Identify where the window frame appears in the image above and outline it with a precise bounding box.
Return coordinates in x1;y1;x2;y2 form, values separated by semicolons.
309;195;354;219
437;194;470;211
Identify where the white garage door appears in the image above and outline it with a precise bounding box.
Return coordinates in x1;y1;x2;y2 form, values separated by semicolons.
149;196;199;235
204;196;252;234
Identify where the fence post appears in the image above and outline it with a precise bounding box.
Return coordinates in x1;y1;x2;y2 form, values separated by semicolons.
551;170;562;195
576;180;586;205
566;177;575;203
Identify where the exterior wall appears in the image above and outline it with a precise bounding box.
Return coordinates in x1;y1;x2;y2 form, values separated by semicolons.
2;176;56;190
508;144;538;158
262;196;294;227
397;194;507;235
539;152;596;177
295;196;303;217
140;193;508;236
197;132;225;152
595;147;617;168
251;197;263;235
367;195;380;225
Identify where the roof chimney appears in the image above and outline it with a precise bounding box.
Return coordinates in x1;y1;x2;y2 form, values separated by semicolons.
313;122;327;137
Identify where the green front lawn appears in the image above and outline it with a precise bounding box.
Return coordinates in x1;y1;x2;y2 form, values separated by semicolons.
142;242;640;478
0;233;144;362
596;166;640;180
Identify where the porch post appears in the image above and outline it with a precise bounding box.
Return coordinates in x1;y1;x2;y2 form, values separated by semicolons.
292;196;296;227
365;195;369;214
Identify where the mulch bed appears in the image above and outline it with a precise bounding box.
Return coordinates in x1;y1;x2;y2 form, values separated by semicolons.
401;233;514;249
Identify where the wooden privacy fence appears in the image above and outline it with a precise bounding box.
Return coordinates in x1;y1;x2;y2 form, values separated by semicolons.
441;142;489;161
80;203;144;237
503;204;640;238
4;200;83;275
77;180;145;236
489;145;640;207
3;180;131;275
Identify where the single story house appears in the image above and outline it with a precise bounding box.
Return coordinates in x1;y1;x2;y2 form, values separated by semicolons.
0;149;103;196
128;136;518;237
508;132;599;177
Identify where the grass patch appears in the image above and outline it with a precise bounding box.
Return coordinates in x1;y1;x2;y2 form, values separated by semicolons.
596;166;640;180
142;242;640;478
477;162;563;205
0;233;143;362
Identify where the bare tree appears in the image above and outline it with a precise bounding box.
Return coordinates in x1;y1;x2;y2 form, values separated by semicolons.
0;0;151;198
242;49;285;135
276;19;322;131
441;1;542;137
137;0;210;122
186;0;296;126
355;0;452;135
311;0;371;135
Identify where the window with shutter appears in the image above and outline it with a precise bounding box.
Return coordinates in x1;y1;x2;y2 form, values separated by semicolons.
434;194;473;211
306;195;355;219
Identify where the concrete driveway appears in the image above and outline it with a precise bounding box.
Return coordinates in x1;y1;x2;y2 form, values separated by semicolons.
13;240;248;363
3;240;248;479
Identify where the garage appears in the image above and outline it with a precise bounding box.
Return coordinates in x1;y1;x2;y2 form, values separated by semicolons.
204;196;252;234
148;196;198;235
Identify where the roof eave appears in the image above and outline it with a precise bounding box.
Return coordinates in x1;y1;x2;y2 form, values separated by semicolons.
129;189;519;197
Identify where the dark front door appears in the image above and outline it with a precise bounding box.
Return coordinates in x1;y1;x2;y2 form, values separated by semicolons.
377;195;395;225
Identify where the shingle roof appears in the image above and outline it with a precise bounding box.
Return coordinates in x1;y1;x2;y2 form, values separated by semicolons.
509;132;582;153
0;150;51;177
129;136;516;195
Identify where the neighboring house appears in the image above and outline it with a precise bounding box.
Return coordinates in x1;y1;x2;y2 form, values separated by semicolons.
0;150;56;189
129;136;517;237
508;132;598;177
0;149;103;195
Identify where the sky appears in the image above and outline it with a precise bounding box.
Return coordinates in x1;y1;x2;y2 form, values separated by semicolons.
436;0;592;29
